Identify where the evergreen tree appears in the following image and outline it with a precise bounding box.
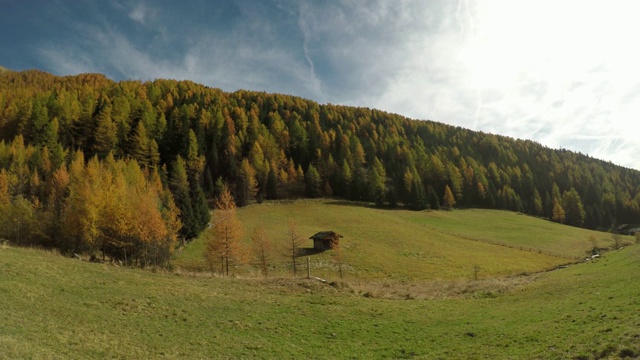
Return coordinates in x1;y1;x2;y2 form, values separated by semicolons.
305;164;322;198
369;157;387;207
410;178;428;210
532;188;544;216
266;168;279;200
169;156;195;239
427;185;441;210
562;187;585;226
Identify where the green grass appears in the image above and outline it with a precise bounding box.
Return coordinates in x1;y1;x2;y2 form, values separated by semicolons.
1;241;639;359
174;200;623;281
394;208;619;257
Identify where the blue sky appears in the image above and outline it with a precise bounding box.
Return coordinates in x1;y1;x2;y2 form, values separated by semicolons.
2;0;640;169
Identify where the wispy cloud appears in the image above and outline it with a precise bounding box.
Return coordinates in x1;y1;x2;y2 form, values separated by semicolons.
33;0;640;169
128;3;147;24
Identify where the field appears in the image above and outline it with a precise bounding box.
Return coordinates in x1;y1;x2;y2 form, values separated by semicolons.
2;202;639;359
1;240;640;359
174;200;622;281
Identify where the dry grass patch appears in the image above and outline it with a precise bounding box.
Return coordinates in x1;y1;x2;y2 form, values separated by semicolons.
336;274;541;300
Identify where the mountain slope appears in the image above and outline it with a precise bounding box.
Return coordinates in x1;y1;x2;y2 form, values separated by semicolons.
0;69;639;259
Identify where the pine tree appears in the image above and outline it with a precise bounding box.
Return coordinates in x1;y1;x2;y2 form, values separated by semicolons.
169;156;195;239
410;178;428;210
427;185;440;210
305;164;322;198
562;187;585;226
266;168;279;200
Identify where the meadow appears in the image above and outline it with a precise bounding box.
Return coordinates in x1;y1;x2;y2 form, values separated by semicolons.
174;200;622;281
1;202;638;359
1;240;639;359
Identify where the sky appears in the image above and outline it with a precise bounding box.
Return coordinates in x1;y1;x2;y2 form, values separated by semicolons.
2;0;640;169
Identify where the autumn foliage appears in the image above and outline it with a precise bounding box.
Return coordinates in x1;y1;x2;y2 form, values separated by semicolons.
1;68;640;242
0;136;180;266
204;185;247;275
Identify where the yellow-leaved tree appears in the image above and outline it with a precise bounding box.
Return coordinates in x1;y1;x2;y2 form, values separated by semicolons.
443;184;456;210
205;184;246;276
60;152;180;266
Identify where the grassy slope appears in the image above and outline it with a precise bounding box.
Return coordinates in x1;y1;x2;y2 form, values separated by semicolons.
174;200;621;281
1;243;639;359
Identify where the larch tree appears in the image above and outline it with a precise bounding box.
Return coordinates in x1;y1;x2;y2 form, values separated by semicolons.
284;220;303;277
250;225;271;277
236;158;258;206
369;157;386;207
93;105;117;158
443;184;456;210
552;198;566;224
205;184;245;276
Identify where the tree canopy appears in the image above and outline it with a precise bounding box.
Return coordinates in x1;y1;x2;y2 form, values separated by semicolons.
1;68;639;260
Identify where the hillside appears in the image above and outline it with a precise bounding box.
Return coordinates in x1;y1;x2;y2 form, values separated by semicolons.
1;69;640;263
2;241;639;359
173;200;627;280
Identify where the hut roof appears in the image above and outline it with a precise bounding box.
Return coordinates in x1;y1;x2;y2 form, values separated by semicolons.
309;231;343;240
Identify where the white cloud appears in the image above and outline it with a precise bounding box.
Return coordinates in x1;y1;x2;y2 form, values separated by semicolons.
311;0;640;169
127;2;148;24
36;0;640;169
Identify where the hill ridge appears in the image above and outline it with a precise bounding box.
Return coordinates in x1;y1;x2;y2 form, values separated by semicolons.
1;69;640;261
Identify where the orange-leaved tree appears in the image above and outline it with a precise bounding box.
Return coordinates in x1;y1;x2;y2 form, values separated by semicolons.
205;184;246;276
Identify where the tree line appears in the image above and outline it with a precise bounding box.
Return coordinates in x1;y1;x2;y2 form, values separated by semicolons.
1;69;639;262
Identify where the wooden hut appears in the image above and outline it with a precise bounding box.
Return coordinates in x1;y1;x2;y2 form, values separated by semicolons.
309;231;343;251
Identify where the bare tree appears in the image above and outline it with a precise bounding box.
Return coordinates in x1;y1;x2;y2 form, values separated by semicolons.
251;225;271;277
284;220;303;277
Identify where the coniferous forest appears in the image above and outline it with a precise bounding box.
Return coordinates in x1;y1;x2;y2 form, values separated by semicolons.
1;69;639;265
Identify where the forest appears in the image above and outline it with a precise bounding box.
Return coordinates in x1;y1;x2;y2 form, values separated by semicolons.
1;69;639;265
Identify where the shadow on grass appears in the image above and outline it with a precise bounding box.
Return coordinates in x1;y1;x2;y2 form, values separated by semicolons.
297;247;325;257
325;199;442;212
